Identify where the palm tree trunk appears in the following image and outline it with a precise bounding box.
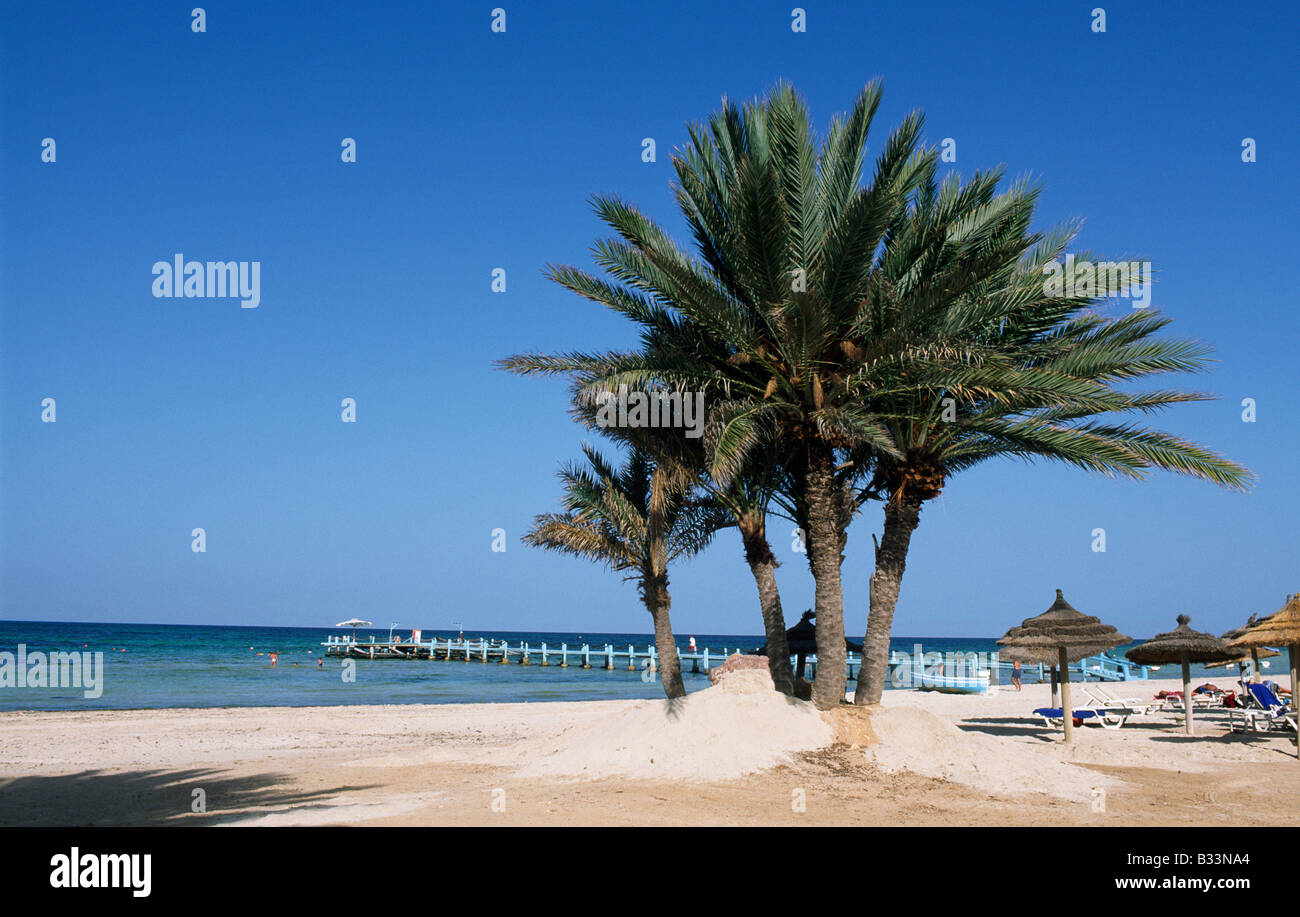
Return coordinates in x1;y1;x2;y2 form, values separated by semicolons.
644;576;685;699
806;444;847;710
740;525;794;695
853;497;922;705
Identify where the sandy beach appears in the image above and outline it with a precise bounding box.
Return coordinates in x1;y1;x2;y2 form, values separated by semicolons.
1;674;1295;827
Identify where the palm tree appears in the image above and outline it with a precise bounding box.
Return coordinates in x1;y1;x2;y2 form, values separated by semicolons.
524;444;724;698
504;81;1251;712
562;386;799;696
704;453;797;696
504;81;927;709
847;162;1255;704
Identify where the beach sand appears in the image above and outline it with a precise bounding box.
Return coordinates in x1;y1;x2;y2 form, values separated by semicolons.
1;676;1295;827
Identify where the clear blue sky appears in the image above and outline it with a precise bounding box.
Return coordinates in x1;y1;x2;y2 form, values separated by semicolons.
2;1;1296;638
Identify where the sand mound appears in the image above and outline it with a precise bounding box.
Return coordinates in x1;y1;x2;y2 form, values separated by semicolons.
866;706;1117;801
511;671;833;781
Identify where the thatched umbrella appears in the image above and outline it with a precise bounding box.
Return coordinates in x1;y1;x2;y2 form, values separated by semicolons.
755;610;862;680
997;589;1130;743
1124;615;1236;734
1225;593;1300;758
1204;646;1279;670
1217;614;1279;680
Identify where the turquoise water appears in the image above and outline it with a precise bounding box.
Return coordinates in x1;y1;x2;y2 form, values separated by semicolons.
0;620;1281;711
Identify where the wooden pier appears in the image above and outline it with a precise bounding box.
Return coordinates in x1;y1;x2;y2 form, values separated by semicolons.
321;635;1148;683
323;635;747;674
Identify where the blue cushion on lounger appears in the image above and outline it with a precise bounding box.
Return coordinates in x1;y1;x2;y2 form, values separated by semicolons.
1034;707;1097;719
1249;683;1288;711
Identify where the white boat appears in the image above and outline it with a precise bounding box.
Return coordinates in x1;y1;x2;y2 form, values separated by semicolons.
916;669;991;694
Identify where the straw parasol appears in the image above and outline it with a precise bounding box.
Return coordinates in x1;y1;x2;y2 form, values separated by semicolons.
997;589;1130;743
1124;615;1235;734
1204;646;1279;669
755;610;862;680
1216;614;1280;679
1224;593;1300;758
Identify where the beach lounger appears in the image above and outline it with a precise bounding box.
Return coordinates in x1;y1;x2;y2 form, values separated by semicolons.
1084;685;1155;716
1228;683;1296;734
1033;706;1127;729
1158;690;1218;712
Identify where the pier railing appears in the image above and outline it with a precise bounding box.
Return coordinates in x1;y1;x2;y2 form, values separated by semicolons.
322;635;1147;683
323;635;739;673
1078;653;1146;681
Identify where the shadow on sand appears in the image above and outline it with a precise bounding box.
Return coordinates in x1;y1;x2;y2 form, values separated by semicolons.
0;767;378;827
955;715;1299;758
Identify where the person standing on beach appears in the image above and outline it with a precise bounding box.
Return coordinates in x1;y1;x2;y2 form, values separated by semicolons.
1011;660;1022;691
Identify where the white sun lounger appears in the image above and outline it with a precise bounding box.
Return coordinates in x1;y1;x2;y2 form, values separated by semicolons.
1159;691;1218;712
1228;683;1298;734
1034;705;1128;730
1083;685;1156;716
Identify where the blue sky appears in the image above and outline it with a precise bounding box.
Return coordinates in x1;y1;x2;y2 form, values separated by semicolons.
2;1;1296;638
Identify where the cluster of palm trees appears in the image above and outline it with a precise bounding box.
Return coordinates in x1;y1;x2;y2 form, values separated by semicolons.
501;82;1252;710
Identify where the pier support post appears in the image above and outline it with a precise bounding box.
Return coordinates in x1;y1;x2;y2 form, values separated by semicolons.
582;645;591;669
541;643;548;666
605;645;614;670
560;643;568;668
627;644;635;671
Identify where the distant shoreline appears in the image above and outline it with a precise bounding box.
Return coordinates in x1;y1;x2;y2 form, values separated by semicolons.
4;619;1279;713
0;671;1262;716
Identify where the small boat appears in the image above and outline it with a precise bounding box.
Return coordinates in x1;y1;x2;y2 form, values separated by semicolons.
916;669;991;694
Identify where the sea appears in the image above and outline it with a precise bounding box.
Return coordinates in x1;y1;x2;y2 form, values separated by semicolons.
0;619;1281;712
